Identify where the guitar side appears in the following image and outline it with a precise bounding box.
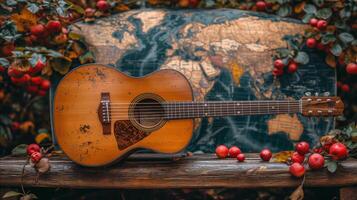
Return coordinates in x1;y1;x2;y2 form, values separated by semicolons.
53;64;194;167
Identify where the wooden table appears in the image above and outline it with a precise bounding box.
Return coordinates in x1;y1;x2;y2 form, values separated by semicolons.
1;153;357;190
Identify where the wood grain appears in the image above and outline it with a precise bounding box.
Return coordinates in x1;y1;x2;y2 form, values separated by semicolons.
1;154;357;189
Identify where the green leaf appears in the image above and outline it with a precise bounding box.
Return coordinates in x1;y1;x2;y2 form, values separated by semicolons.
294;51;309;65
79;51;95;64
0;58;10;67
27;3;40;13
65;0;84;14
47;50;63;58
68;32;83;40
316;8;332;19
313;0;324;7
276;48;290;58
303;4;317;14
50;57;72;75
2;191;22;198
339;32;354;44
28;53;46;67
6;0;17;6
330;43;342;56
327;161;337;173
277;5;291;17
321;33;336;45
11;144;28;156
302;13;313;23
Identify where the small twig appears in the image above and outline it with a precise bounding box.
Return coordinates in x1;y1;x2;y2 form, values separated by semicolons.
21;159;29;195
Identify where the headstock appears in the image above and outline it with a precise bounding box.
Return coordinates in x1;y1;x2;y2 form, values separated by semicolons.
300;96;344;117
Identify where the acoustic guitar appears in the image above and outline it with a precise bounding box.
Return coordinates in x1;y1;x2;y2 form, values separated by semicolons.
53;64;344;167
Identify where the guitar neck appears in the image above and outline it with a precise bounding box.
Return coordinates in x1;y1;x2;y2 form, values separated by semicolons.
163;100;301;120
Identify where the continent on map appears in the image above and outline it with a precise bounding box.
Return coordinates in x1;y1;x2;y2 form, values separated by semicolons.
267;114;304;141
71;9;336;152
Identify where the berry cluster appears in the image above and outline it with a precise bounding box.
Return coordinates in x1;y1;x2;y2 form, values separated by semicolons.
215;145;273;162
6;61;50;96
26;144;50;174
215;145;246;162
273;59;298;76
289;141;348;178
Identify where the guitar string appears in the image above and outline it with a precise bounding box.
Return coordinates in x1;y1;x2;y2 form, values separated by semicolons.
106;106;302;120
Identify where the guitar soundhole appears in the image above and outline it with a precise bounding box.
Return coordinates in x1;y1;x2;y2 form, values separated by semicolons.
132;98;164;129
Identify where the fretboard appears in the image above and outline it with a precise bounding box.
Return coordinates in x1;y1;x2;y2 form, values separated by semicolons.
163;100;301;120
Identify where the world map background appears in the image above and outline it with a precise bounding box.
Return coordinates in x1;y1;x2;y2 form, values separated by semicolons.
52;9;336;153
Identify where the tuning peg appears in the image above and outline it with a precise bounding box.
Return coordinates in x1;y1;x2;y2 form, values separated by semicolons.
323;92;330;96
315;92;319;96
305;92;311;96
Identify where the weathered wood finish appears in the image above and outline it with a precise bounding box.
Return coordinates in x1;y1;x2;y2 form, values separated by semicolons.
1;154;357;189
53;64;194;166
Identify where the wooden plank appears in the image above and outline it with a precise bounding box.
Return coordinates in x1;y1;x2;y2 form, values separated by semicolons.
1;154;357;189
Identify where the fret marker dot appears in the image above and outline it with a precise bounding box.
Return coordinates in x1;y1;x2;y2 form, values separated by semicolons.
205;104;207;106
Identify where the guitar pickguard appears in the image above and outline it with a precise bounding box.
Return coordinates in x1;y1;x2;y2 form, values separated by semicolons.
113;120;150;150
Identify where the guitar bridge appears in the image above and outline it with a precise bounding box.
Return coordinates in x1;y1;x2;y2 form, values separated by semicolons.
98;92;111;135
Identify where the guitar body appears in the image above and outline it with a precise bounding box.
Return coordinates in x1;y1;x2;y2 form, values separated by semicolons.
53;64;194;166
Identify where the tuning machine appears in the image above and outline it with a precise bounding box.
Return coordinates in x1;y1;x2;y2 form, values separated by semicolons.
304;92;312;96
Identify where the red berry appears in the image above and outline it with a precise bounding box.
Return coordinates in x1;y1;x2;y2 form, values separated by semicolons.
85;8;96;17
11;122;20;131
40;79;50;90
228;146;241;158
215;145;229;158
295;141;310;155
30;76;42;85
313;147;323;154
260;149;272;161
336;81;342;88
308;153;325;169
27;85;39;93
346;63;357;75
256;1;266;11
7;68;23;78
341;84;350;92
317;20;327;29
306;38;316;48
274;59;285;69
287;61;298;73
237;153;245;162
22;74;31;82
316;43;326;51
289;163;305;178
96;0;109;11
11;76;21;85
291;152;305;164
46;20;62;33
11;75;29;85
272;68;283;76
329;142;348;160
30;152;42;163
30;24;46;37
28;60;45;75
26;143;40;155
189;0;200;7
37;90;47;96
0;65;5;73
1;43;15;56
309;18;318;27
